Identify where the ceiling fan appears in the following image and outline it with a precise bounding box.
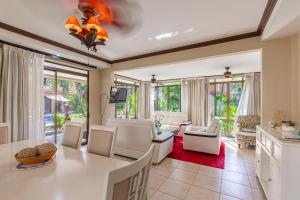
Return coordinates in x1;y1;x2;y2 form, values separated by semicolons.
224;67;233;81
151;75;157;84
64;0;142;52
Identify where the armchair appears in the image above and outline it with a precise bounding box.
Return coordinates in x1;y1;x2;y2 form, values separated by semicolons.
183;118;222;155
234;115;261;148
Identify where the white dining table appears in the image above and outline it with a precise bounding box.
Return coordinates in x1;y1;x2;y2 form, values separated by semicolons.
0;140;130;200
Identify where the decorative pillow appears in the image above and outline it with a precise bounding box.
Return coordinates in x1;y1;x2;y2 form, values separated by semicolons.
207;118;220;133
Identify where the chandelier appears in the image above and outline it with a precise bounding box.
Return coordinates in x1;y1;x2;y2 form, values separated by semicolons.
65;7;109;52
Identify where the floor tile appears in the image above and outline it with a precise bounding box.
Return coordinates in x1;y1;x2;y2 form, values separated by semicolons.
193;173;221;192
224;162;247;174
148;173;168;190
222;170;250;186
148;188;157;199
160;158;182;168
170;168;196;184
185;185;219;200
198;165;223;178
159;178;190;199
220;194;240;200
246;166;256;177
151;165;176;177
252;188;267;200
221;180;253;200
177;162;200;173
151;191;181;200
248;176;262;189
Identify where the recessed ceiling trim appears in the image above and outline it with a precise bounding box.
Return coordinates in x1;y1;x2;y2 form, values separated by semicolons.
0;21;111;64
112;32;260;63
0;0;277;64
257;0;278;34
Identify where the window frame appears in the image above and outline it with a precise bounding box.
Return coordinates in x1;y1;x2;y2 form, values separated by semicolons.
154;84;182;112
114;81;139;119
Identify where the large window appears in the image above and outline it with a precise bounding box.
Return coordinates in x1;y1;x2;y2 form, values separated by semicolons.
115;82;139;119
209;77;243;136
154;83;181;112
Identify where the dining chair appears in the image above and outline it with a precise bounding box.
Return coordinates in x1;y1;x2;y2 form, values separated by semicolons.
0;122;10;144
61;121;84;150
106;144;154;200
87;125;117;157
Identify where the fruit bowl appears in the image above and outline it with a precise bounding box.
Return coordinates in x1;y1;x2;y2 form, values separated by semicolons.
15;149;57;165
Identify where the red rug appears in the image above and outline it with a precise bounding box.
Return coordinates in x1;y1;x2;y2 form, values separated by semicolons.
168;136;225;169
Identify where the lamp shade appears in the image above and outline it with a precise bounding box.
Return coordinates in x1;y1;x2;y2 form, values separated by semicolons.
97;28;109;41
65;16;82;33
86;16;102;33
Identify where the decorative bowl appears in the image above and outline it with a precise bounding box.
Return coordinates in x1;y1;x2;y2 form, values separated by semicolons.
15;149;57;165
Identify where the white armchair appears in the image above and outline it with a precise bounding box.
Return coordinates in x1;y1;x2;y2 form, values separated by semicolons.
183;118;222;155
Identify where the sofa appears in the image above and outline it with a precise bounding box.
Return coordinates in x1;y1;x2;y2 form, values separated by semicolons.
183;118;222;155
106;118;174;164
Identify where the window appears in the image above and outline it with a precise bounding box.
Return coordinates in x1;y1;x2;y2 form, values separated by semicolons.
154;83;181;112
209;77;244;136
115;82;139;119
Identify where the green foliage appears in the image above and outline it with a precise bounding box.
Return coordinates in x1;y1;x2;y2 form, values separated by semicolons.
58;80;69;96
155;85;181;112
52;114;65;129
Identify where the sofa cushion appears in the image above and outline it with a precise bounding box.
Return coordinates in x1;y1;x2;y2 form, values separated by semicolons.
184;131;218;138
207;118;220;133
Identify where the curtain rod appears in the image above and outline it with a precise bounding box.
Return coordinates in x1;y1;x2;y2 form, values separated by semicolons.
0;40;97;70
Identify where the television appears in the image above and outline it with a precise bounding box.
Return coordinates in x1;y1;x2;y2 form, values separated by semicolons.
109;87;127;103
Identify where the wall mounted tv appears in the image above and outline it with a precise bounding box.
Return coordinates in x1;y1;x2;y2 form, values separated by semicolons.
109;87;127;103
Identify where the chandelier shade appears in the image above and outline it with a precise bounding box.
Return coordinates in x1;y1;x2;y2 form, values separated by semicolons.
86;16;102;33
65;16;82;33
97;28;109;42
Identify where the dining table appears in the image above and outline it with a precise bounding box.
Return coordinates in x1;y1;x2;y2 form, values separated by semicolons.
0;140;130;200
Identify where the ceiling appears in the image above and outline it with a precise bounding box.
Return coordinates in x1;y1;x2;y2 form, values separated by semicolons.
0;0;268;64
263;0;300;40
114;50;262;81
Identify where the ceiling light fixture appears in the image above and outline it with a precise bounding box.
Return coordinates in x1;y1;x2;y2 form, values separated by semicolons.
224;67;233;82
65;3;109;52
151;75;157;83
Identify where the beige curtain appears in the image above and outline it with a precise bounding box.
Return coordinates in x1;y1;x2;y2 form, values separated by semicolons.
236;73;261;117
188;78;209;126
138;82;151;119
0;44;45;141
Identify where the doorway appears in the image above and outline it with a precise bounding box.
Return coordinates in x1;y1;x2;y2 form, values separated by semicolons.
43;65;89;145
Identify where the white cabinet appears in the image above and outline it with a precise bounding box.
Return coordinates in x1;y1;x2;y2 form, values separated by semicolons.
256;126;300;200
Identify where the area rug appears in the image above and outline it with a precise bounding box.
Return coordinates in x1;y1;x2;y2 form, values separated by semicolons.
168;136;225;169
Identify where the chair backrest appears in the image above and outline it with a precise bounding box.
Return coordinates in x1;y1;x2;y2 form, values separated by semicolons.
106;144;154;200
0;123;10;144
87;125;117;157
237;115;261;131
61;121;84;149
106;118;154;159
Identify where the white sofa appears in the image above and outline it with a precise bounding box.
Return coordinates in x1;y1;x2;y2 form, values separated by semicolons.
106;118;174;164
151;111;188;127
183;118;222;155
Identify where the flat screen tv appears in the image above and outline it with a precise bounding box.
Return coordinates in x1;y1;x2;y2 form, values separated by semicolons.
109;87;127;103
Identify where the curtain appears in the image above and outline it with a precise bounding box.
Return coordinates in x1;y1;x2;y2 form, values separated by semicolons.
0;44;45;142
236;73;261;117
187;78;209;126
138;82;151;119
181;80;189;114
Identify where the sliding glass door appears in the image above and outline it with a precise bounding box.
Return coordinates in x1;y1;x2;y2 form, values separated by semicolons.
44;67;89;144
209;77;243;137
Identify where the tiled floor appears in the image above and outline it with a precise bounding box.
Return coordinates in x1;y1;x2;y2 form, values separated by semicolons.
81;138;266;200
148;138;266;200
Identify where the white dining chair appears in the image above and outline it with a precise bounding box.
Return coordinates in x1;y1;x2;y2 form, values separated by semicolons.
61;121;84;150
106;144;154;200
0;123;10;144
87;125;117;157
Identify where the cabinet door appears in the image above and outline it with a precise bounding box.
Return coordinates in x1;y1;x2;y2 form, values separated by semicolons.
270;159;281;200
256;143;262;177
